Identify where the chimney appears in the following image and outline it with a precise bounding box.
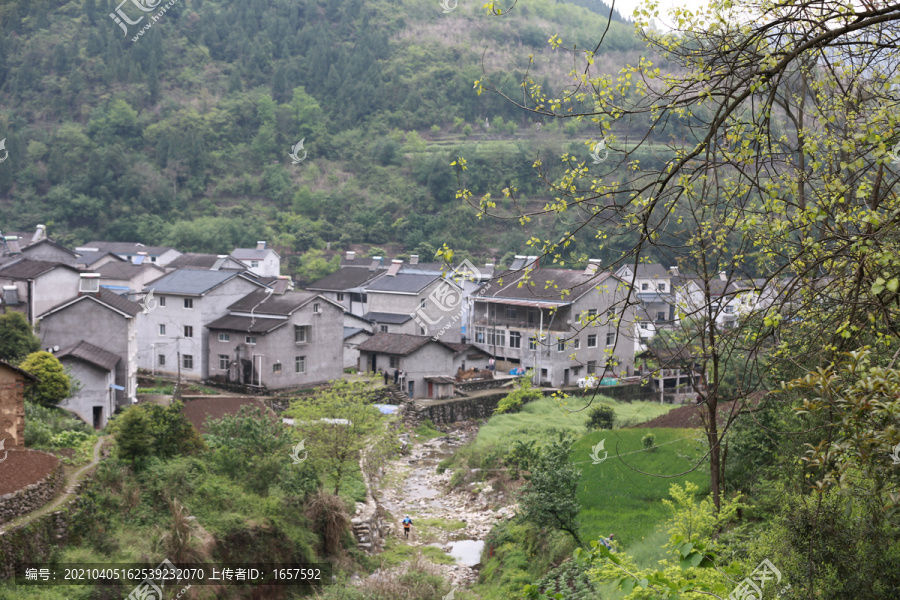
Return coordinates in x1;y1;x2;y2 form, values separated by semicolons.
669;266;679;277
585;258;602;275
346;251;356;261
410;255;419;265
256;241;266;250
719;271;727;281
32;224;47;244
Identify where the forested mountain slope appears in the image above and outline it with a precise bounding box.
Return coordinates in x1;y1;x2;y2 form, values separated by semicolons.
0;0;646;277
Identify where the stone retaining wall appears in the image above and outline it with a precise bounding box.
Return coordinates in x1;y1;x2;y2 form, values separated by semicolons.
0;476;91;580
351;438;391;553
455;378;511;394
412;389;552;425
0;456;64;526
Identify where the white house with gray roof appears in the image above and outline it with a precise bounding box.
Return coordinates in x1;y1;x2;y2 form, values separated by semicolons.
55;341;120;429
137;269;270;380
0;259;83;323
231;241;280;277
205;288;344;388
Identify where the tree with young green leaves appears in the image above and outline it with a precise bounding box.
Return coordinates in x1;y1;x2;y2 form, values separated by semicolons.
520;431;583;547
18;351;70;406
110;400;204;466
284;379;386;495
0;311;40;364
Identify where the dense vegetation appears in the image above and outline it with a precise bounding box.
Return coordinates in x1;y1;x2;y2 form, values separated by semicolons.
0;0;646;281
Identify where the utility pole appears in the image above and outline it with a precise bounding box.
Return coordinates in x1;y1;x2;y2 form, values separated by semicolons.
176;337;181;400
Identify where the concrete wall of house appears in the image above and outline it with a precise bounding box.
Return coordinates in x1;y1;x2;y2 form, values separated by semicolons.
359;343;454;399
156;249;183;266
22;245;75;265
471;287;636;387
344;332;371;370
0;368;26;449
37;300;134;407
369;280;463;342
0;269;82;324
137;278;262;380
451;350;490;373
242;253;280;277
58;359;115;428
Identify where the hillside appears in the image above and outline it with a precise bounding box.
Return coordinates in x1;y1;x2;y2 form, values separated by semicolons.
0;0;652;280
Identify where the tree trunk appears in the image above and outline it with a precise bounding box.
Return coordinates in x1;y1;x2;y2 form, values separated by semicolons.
708;397;721;512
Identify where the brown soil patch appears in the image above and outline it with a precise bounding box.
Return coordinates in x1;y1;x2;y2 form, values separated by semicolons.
636;401;741;429
0;449;60;496
181;397;274;434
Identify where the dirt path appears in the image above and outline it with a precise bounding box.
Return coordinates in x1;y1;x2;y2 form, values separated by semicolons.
0;436;106;533
369;425;518;588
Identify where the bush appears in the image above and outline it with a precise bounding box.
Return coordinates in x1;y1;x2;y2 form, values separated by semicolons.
642;432;657;451
494;376;543;415
23;401;93;447
586;404;616;430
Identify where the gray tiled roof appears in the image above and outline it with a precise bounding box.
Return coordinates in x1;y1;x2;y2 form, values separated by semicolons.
485;268;617;304
96;261;163;280
366;273;439;294
84;241;177;256
0;259;79;279
76;250;124;266
361;312;412;324
141;269;252;295
632;264;670;279
344;327;371;340
57;340;120;372
228;289;317;315
307;267;386;291
232;248;278;260
37;288;142;318
356;333;455;356
166;253;247;270
206;314;287;334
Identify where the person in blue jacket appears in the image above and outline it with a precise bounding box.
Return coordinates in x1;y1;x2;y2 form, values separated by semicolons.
402;515;413;539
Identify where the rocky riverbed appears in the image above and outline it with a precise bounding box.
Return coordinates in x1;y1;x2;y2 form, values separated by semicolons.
367;421;519;588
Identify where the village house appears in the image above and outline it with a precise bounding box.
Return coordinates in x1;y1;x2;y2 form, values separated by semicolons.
356;332;488;399
470;261;636;387
37;278;142;408
55;341;121;429
231;241;281;277
0;259;83;323
206;284;344;388
0;226;78;267
364;261;465;341
165;253;250;272
95;260;167;297
74;249;126;271
82;241;183;267
343;312;374;370
306;251;387;316
674;271;768;329
0;361;36;450
137;269;271;380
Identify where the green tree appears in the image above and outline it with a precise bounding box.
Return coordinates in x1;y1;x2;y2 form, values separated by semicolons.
520;431;583;547
285;379;385;495
109;400;204;465
0;311;40;364
114;407;153;463
494;375;543;414
18;351;70;406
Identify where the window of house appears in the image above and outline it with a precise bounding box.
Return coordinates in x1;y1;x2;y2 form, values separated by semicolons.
79;276;99;293
313;303;320;313
572;366;581;376
475;326;486;343
659;283;666;291
587;334;597;347
489;305;496;318
574;338;581;349
529;336;537;350
151;256;157;262
724;305;734;314
506;306;517;319
251;260;259;268
528;309;536;324
158;324;166;336
245;336;257;345
184;298;193;309
158;354;165;366
587;360;597;374
541;368;548;378
273;362;282;374
558;338;566;352
159;296;166;307
219;355;229;370
380;325;389;333
390;356;399;368
656;311;666;321
218;333;229;342
641;282;649;290
486;328;505;347
295;325;309;344
337;293;345;302
184;325;193;338
295;356;306;373
420;327;426;335
606;332;616;346
183;354;193;370
509;331;521;348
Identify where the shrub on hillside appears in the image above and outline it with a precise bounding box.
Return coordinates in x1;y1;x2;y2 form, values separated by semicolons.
586;404;616;430
642;432;657;451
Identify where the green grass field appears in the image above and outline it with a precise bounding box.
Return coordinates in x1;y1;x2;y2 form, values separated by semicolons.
572;428;710;548
471;396;679;450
